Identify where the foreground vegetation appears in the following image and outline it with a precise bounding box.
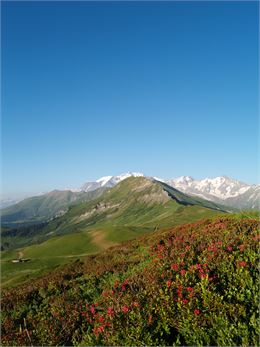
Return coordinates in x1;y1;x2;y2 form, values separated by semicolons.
1;215;259;346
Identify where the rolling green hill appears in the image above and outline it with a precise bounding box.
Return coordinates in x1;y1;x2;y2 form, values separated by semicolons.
1;187;107;226
1;177;227;287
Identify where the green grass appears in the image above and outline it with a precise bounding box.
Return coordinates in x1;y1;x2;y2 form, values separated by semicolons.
1;214;259;346
1;257;68;288
1;231;101;287
102;225;152;243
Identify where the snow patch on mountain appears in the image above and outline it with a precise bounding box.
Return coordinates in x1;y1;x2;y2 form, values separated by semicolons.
79;173;259;210
165;176;259;210
2;173;259;211
96;176;113;186
80;172;144;192
167;176;251;200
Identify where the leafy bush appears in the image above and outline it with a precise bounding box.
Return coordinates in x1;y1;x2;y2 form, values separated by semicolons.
1;216;259;346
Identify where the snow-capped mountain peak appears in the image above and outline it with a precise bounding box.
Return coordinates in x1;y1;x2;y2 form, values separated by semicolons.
80;172;144;192
167;175;252;201
2;173;259;211
96;176;113;186
80;173;257;208
174;176;194;185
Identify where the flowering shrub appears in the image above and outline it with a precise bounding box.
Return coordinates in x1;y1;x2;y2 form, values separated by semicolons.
1;216;259;346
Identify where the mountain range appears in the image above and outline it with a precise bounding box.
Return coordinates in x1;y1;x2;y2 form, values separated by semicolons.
1;172;258;226
166;175;259;210
2;174;258;289
79;173;259;210
0;188;107;226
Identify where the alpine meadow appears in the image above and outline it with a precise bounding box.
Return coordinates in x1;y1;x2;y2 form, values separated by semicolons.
1;1;259;347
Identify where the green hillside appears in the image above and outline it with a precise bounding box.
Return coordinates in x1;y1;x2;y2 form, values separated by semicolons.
1;215;259;346
1;177;226;287
26;177;227;234
1;187;107;226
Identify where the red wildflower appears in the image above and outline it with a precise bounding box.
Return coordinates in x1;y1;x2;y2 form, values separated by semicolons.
180;269;187;276
99;315;105;323
200;273;207;280
186;287;193;292
194;309;200;315
226;246;233;252
98;326;105;333
90;306;95;315
107;307;114;317
177;287;183;298
182;299;189;305
208;245;217;252
167;280;172;288
237;261;247;268
171;264;178;271
122;306;130;314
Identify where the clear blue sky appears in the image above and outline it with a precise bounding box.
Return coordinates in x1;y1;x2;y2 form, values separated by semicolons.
2;1;259;198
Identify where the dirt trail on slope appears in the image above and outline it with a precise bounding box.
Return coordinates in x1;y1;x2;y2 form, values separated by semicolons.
89;230;117;250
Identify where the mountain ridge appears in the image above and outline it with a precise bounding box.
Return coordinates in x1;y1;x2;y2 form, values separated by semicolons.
1;177;225;254
1;173;258;225
167;175;259;210
78;173;258;210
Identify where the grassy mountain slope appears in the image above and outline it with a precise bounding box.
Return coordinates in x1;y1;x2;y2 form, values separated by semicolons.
1;215;259;346
1;177;227;287
1;188;107;226
26;177;227;234
2;177;226;250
